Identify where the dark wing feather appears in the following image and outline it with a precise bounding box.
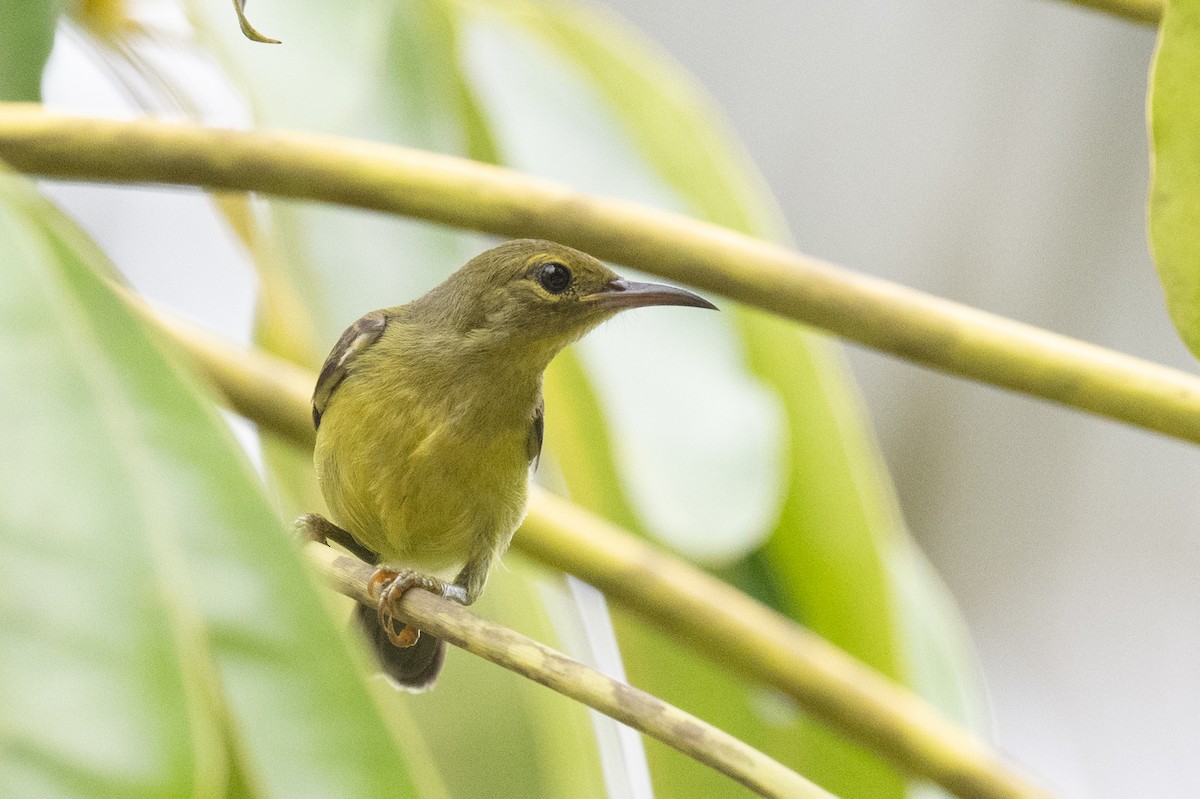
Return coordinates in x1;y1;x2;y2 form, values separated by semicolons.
527;395;545;471
312;311;387;429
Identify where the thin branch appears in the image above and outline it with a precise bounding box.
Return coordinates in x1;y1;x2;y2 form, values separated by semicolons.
1;108;1197;446
129;298;1054;799
308;542;835;799
1057;0;1160;24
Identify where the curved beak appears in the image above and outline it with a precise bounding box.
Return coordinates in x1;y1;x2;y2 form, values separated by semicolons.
585;279;718;311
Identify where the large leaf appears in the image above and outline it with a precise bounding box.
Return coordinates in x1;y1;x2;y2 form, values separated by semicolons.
461;3;789;567
547;0;985;748
452;8;819;799
0;173;425;799
465;2;987;797
0;0;58;101
0;187;214;799
1149;0;1200;359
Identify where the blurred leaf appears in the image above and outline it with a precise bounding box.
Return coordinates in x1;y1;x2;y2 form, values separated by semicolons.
0;173;426;799
1149;0;1200;360
739;318;911;796
469;2;986;797
611;605;818;799
73;0;127;37
0;183;218;799
490;2;786;239
0;0;58;101
461;4;789;566
211;192;326;523
541;349;640;530
542;0;987;779
887;541;986;734
451;7;810;798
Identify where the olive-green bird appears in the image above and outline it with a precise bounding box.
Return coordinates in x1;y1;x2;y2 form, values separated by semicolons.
298;239;716;690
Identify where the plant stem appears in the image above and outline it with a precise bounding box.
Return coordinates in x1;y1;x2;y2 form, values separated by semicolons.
308;542;835;799
131;296;1054;799
1;107;1196;445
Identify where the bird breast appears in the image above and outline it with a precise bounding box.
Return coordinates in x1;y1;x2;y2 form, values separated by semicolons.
315;371;535;576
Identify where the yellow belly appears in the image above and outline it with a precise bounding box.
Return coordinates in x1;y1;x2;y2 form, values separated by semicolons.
314;376;531;576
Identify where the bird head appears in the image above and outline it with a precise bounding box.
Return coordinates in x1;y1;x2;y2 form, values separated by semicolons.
412;239;716;364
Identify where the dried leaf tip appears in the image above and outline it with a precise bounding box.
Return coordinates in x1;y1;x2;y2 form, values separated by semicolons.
233;0;281;44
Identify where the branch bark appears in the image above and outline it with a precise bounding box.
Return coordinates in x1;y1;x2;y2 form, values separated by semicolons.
126;293;1054;799
308;542;835;799
0;107;1196;446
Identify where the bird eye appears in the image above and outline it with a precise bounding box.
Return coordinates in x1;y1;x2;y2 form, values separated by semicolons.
537;262;572;294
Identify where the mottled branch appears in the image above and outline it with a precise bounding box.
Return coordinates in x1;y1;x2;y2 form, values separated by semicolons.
308;542;836;799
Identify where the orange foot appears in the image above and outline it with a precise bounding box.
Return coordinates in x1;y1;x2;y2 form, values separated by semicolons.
369;568;450;649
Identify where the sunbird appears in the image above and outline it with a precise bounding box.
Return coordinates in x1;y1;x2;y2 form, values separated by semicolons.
298;239;716;690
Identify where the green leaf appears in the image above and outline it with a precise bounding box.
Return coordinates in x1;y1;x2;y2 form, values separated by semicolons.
0;0;58;101
0;173;424;799
0;185;216;799
452;8;809;798
1149;0;1200;359
738;318;911;796
468;3;986;797
461;6;789;566
548;0;988;764
541;348;641;531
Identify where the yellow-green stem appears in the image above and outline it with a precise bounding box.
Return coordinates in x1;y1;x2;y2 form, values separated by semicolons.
1;107;1196;445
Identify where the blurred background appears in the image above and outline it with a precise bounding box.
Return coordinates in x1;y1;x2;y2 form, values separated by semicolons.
28;1;1199;797
596;4;1195;797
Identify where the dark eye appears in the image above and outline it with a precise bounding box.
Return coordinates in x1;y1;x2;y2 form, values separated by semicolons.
537;262;572;294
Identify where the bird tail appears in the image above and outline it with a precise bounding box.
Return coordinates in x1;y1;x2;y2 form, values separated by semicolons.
354;603;446;692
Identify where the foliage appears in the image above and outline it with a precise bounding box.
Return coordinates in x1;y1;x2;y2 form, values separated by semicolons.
1149;0;1200;357
0;174;428;798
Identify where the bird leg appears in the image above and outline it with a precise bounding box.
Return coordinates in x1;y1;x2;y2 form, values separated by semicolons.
293;513;380;565
449;549;493;606
369;568;457;648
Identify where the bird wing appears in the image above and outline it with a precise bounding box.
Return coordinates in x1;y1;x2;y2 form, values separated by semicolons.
527;395;544;471
312;310;388;429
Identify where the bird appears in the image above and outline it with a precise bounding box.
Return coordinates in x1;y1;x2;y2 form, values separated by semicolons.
296;238;716;690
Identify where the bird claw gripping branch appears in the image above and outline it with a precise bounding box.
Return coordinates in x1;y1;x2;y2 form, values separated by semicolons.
369;568;450;649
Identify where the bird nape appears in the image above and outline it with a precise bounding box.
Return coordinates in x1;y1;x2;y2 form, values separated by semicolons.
296;238;716;691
